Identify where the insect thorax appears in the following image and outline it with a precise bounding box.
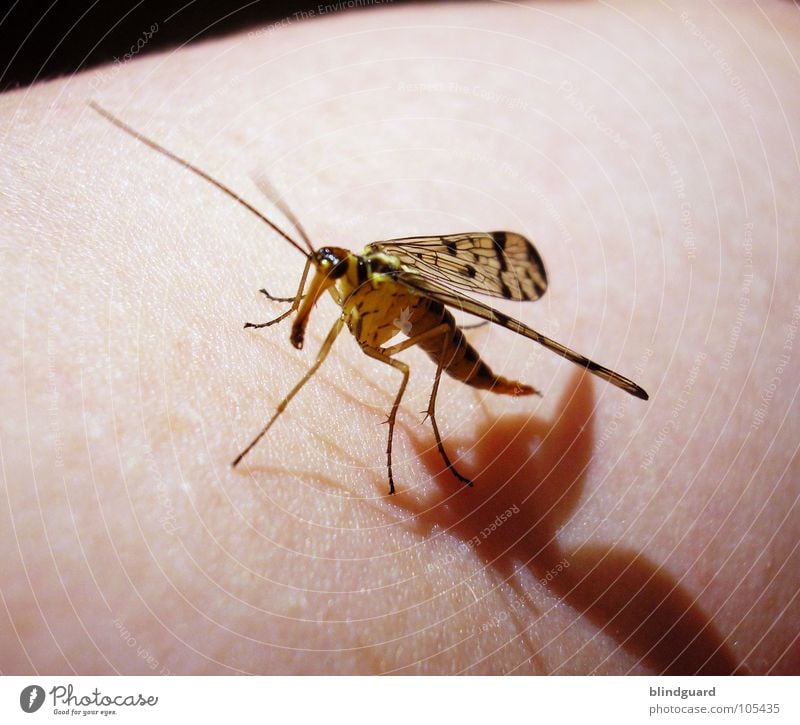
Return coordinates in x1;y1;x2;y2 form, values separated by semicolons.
332;251;423;348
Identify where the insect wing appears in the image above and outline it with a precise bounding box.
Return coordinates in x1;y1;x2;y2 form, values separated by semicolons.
365;231;547;302
396;272;649;401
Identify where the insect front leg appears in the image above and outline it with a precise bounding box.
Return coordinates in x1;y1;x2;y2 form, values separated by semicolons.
258;288;302;304
244;256;312;330
232;314;345;468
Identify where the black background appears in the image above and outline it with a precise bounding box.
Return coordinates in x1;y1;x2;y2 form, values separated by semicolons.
0;1;406;90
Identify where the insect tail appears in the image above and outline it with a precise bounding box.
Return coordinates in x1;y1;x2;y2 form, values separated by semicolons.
489;376;540;396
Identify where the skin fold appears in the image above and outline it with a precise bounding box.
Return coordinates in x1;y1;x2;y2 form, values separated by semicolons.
1;1;798;674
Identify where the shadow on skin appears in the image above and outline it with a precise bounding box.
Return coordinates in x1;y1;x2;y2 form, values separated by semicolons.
402;370;743;675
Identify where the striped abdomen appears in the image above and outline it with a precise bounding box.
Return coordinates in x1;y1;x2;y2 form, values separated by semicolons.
412;299;537;396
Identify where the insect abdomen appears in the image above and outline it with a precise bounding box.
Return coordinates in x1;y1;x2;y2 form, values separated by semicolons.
414;301;536;396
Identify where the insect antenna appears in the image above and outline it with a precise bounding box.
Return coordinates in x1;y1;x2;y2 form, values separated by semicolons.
251;173;316;256
88;102;310;259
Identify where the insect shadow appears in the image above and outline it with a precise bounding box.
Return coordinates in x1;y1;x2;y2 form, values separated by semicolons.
400;369;743;675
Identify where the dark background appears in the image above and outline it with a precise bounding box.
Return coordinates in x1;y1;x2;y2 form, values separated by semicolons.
0;1;405;91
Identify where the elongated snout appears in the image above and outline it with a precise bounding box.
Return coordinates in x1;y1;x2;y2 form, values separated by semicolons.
290;247;349;349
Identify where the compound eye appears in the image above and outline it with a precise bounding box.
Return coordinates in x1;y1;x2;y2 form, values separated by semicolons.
328;258;347;279
317;249;347;279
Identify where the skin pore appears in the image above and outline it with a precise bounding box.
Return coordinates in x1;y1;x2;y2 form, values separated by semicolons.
1;1;798;674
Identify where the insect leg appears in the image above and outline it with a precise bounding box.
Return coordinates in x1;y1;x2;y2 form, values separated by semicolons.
258;288;303;303
460;321;489;331
377;323;474;489
244;256;312;330
360;347;409;495
232;315;345;467
261;277;342;306
423;330;474;487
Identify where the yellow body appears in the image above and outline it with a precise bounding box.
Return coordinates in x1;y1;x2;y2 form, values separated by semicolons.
334;251;535;395
89;102;646;494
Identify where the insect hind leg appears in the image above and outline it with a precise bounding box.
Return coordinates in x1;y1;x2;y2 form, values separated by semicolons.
460;320;489;331
360;346;409;495
423;331;474;487
378;323;474;489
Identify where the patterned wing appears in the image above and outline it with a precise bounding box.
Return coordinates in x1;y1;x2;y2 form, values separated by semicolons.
364;231;547;302
395;273;649;401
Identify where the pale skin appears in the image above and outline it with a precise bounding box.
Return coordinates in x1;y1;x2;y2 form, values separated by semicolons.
1;1;798;674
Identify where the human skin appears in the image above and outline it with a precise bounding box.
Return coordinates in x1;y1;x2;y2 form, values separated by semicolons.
1;1;798;675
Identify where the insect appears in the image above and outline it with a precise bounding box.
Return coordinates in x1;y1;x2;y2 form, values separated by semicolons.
90;102;648;495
